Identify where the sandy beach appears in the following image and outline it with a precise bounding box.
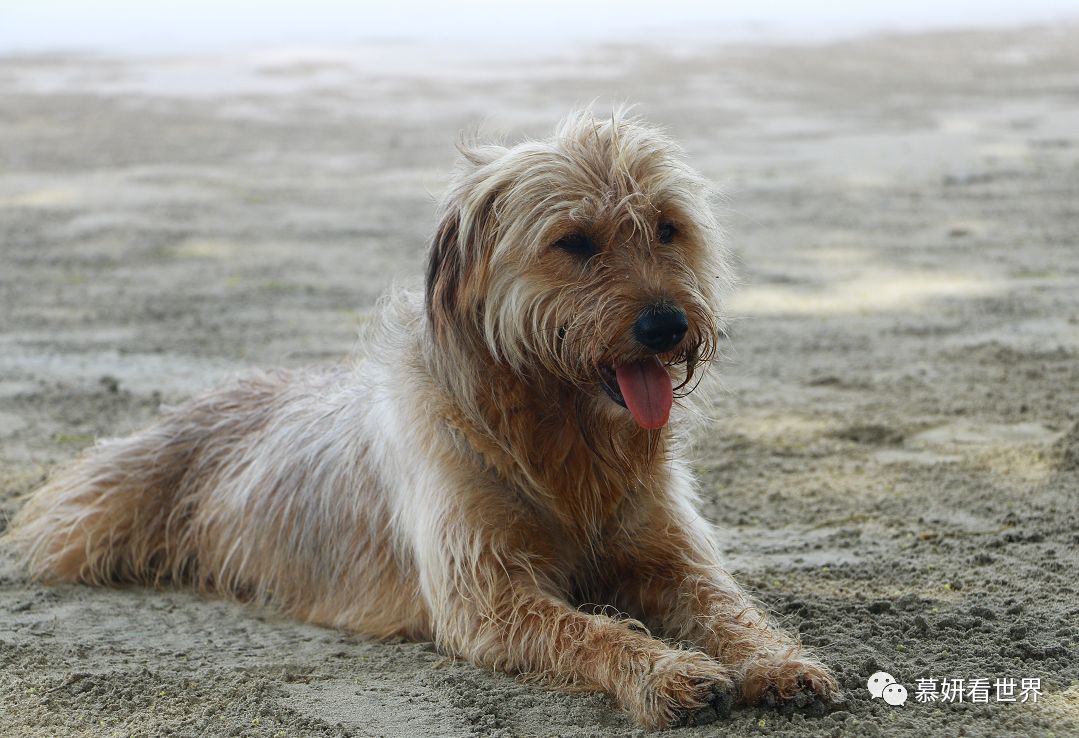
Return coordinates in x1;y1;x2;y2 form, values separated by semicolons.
1;24;1078;737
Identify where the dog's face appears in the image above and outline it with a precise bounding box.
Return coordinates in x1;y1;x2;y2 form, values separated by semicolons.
427;112;728;430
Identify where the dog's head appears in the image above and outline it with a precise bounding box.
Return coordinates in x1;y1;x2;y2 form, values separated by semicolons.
426;110;729;430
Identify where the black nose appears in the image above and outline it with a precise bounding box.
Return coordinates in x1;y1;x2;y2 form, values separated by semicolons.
633;305;689;353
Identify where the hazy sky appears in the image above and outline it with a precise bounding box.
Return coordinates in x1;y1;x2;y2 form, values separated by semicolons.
3;0;1078;53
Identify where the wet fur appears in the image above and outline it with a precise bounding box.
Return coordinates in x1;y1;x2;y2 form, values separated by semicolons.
5;110;837;729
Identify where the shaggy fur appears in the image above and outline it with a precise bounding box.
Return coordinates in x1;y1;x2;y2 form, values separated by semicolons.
5;111;837;729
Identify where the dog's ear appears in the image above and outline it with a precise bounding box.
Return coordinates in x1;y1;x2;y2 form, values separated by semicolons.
425;187;503;340
425;199;501;335
425;206;464;337
426;143;510;340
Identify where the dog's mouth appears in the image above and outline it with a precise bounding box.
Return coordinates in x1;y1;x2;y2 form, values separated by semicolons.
598;358;674;430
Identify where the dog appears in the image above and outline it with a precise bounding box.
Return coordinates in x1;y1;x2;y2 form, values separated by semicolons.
5;110;837;729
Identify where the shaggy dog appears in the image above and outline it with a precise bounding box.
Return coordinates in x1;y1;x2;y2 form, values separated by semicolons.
6;111;837;729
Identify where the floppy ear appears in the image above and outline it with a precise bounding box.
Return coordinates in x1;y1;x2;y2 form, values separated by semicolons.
425;144;509;341
424;187;504;343
425;205;464;338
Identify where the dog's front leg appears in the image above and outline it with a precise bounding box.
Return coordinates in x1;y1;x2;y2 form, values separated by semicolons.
424;549;735;730
609;503;839;711
633;557;837;711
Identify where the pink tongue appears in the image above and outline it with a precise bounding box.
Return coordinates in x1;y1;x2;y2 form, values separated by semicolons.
615;357;674;430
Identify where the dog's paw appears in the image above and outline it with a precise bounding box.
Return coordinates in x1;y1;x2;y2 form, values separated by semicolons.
756;676;837;718
739;652;840;716
669;680;735;728
627;650;735;730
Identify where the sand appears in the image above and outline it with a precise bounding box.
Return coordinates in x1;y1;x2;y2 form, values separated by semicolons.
1;24;1078;738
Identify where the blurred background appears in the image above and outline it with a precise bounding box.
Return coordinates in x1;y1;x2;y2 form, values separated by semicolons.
4;0;1079;51
2;3;1079;737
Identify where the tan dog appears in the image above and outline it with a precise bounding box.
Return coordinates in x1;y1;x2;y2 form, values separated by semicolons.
6;111;837;729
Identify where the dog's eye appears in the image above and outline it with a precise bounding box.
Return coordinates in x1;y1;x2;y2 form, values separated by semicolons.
554;232;598;259
657;222;677;244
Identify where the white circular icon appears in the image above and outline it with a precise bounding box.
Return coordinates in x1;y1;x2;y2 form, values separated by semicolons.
882;683;908;706
867;671;896;699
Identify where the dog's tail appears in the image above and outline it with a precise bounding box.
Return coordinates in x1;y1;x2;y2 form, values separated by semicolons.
3;416;204;586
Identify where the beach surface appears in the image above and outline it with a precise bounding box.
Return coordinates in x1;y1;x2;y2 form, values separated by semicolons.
1;24;1078;737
